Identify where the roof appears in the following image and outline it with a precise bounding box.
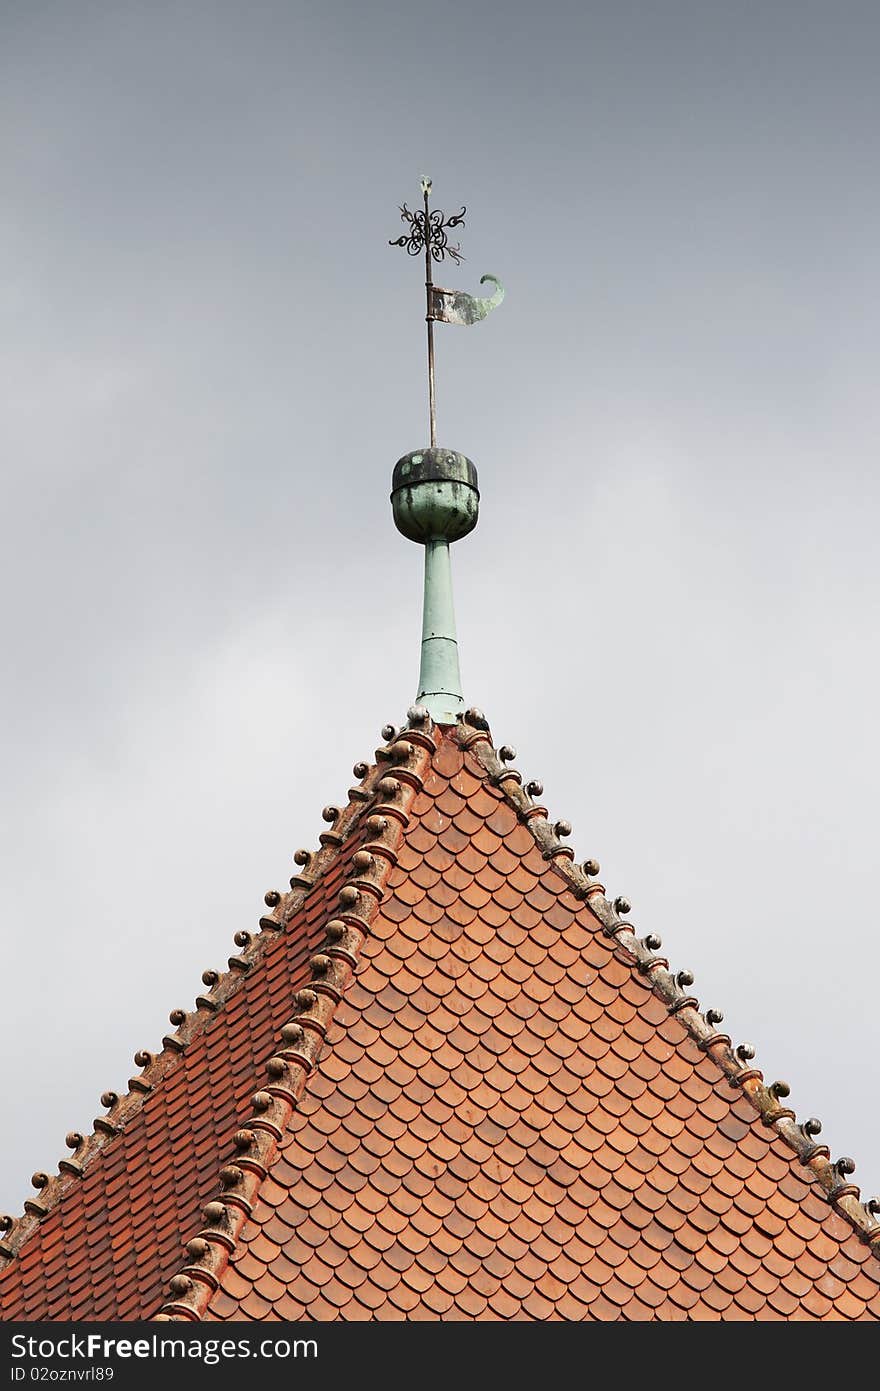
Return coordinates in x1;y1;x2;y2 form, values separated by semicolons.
2;711;879;1321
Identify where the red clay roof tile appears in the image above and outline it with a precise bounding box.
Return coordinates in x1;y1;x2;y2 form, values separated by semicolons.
2;720;877;1322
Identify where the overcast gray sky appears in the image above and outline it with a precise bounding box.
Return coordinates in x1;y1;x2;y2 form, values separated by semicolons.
2;0;879;1219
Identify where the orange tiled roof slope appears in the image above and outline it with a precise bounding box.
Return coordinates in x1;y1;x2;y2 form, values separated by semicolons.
2;714;879;1321
0;760;388;1319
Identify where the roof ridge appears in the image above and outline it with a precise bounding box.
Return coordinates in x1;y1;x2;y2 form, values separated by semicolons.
0;728;414;1270
454;711;880;1262
154;722;438;1320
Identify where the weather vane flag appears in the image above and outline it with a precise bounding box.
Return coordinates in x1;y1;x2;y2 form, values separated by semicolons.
389;176;504;446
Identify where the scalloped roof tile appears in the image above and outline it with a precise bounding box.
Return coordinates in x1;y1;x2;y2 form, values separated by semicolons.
1;715;878;1321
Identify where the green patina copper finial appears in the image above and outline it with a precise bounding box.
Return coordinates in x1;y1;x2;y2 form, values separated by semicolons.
388;180;504;724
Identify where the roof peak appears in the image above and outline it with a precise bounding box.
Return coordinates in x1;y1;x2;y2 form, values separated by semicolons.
3;712;878;1321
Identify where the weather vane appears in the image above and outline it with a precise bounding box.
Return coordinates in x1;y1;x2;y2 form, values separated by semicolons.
389;177;504;446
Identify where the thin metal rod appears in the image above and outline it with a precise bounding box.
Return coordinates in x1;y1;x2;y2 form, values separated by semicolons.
424;184;436;447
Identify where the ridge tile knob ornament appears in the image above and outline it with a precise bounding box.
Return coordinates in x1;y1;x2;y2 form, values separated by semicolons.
464;707;488;729
583;859;600;876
